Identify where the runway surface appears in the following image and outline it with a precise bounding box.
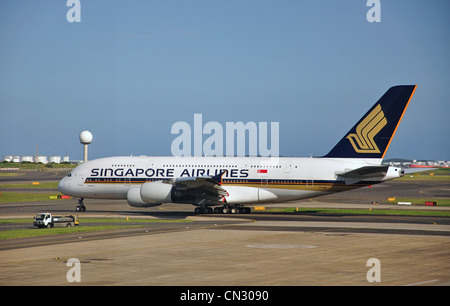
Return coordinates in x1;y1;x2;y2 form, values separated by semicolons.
1;170;449;286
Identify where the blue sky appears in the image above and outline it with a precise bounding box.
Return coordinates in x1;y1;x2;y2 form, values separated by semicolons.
1;0;448;161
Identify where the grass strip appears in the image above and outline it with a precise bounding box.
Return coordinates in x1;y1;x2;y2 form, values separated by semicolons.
0;218;192;224
0;192;62;203
0;182;59;189
0;225;144;240
78;218;191;223
0;218;192;240
0;163;76;170
383;198;450;206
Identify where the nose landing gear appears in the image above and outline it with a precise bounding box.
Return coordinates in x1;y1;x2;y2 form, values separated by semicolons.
76;198;86;212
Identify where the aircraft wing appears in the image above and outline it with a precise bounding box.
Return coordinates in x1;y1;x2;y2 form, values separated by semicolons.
336;165;390;185
171;171;228;203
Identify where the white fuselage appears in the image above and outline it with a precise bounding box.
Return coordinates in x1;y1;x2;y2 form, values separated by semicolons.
58;155;401;206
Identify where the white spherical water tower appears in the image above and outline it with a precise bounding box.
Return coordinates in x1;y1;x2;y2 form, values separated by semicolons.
79;130;93;163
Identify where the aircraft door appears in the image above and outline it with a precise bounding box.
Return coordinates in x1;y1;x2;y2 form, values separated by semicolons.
261;178;268;187
259;169;268;187
78;174;85;186
284;162;292;173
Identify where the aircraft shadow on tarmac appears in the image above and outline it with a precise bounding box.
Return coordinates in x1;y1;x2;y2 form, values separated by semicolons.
51;208;194;219
55;207;366;221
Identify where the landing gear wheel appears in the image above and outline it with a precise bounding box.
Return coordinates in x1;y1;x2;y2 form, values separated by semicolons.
215;205;251;214
207;205;252;214
76;205;86;212
194;207;213;214
76;198;86;212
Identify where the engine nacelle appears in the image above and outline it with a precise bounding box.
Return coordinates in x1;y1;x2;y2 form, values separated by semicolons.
127;187;161;208
140;181;173;204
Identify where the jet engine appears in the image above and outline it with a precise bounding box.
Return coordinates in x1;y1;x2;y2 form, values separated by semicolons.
140;181;173;204
126;187;161;208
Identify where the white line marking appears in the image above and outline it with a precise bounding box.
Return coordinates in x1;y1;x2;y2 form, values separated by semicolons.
246;244;316;249
403;279;439;286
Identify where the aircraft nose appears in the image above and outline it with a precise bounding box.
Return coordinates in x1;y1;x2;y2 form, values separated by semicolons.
58;177;69;194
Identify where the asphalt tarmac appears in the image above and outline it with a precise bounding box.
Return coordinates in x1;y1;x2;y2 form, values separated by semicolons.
0;170;449;286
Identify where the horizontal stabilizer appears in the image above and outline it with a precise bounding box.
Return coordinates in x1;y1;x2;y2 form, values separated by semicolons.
336;165;389;185
403;168;437;175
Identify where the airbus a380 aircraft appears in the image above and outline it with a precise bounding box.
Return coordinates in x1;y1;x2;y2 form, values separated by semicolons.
58;85;417;214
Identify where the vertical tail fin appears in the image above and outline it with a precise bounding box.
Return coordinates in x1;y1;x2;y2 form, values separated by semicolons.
324;85;417;159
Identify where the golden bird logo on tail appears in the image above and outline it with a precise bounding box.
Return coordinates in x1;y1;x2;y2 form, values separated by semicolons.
346;104;387;153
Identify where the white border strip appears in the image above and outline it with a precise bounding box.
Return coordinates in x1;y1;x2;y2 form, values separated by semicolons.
403;279;439;286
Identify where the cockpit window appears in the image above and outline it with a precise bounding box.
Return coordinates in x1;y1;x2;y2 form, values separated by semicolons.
67;173;72;177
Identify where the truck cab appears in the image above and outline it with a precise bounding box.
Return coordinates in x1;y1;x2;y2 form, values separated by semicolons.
33;213;52;228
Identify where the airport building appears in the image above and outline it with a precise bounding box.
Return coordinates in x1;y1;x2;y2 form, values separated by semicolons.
2;155;70;164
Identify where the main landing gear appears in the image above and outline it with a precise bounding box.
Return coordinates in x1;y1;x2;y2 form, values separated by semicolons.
194;205;251;215
76;198;86;212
